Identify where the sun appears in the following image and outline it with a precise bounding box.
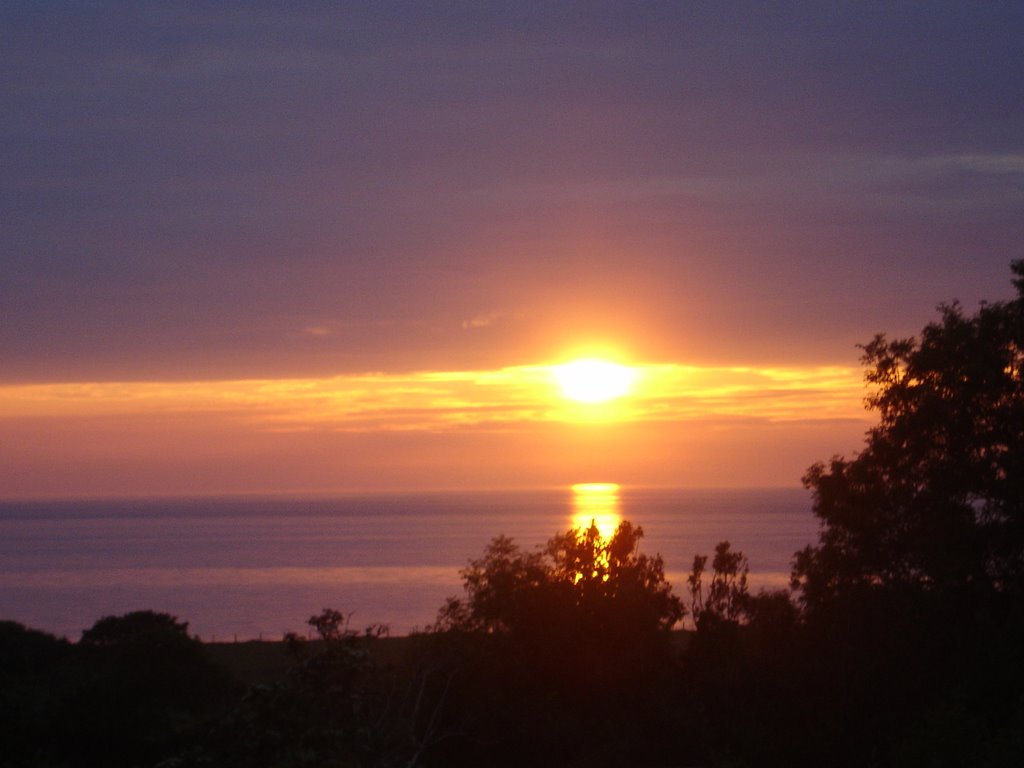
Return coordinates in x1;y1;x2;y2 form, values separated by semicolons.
553;359;637;403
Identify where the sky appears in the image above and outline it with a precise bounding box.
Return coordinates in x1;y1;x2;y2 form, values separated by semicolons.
2;1;1023;497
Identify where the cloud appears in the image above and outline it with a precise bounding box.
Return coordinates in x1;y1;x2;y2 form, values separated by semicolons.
0;363;868;433
460;310;525;330
0;360;877;497
930;154;1024;175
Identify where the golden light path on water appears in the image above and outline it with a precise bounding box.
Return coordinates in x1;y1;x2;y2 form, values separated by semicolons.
571;482;623;538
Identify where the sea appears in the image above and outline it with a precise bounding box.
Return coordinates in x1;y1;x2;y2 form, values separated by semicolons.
0;486;819;641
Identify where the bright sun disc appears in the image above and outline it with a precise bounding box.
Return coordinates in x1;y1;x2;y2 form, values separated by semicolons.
554;359;636;403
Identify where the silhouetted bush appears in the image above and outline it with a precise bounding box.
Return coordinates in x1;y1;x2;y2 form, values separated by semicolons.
0;621;74;766
61;611;237;768
176;609;423;768
421;521;686;767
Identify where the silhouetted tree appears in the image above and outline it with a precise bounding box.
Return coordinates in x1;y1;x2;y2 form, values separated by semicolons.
777;261;1024;767
676;542;816;768
433;534;547;634
0;622;74;766
60;611;236;767
79;609;201;656
436;520;684;645
180;609;418;768
427;521;685;767
687;540;750;629
793;260;1024;609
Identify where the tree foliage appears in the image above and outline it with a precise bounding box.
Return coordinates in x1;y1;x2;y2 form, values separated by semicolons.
183;609;421;768
80;609;197;650
0;622;74;766
50;611;236;768
794;260;1024;608
435;520;684;643
426;521;685;766
687;541;750;628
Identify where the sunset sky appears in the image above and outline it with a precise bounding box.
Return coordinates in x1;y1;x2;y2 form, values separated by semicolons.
3;2;1023;497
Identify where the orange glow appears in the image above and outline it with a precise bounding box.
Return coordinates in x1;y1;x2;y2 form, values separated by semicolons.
0;363;865;429
0;362;873;497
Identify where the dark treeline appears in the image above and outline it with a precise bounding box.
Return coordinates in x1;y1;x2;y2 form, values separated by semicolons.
3;262;1023;767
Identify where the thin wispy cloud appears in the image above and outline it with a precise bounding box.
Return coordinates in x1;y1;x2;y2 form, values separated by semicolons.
0;364;868;433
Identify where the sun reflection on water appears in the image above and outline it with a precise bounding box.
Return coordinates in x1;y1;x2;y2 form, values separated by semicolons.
571;482;622;538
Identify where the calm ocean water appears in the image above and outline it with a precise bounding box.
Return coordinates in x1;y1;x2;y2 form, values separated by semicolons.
0;487;818;640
